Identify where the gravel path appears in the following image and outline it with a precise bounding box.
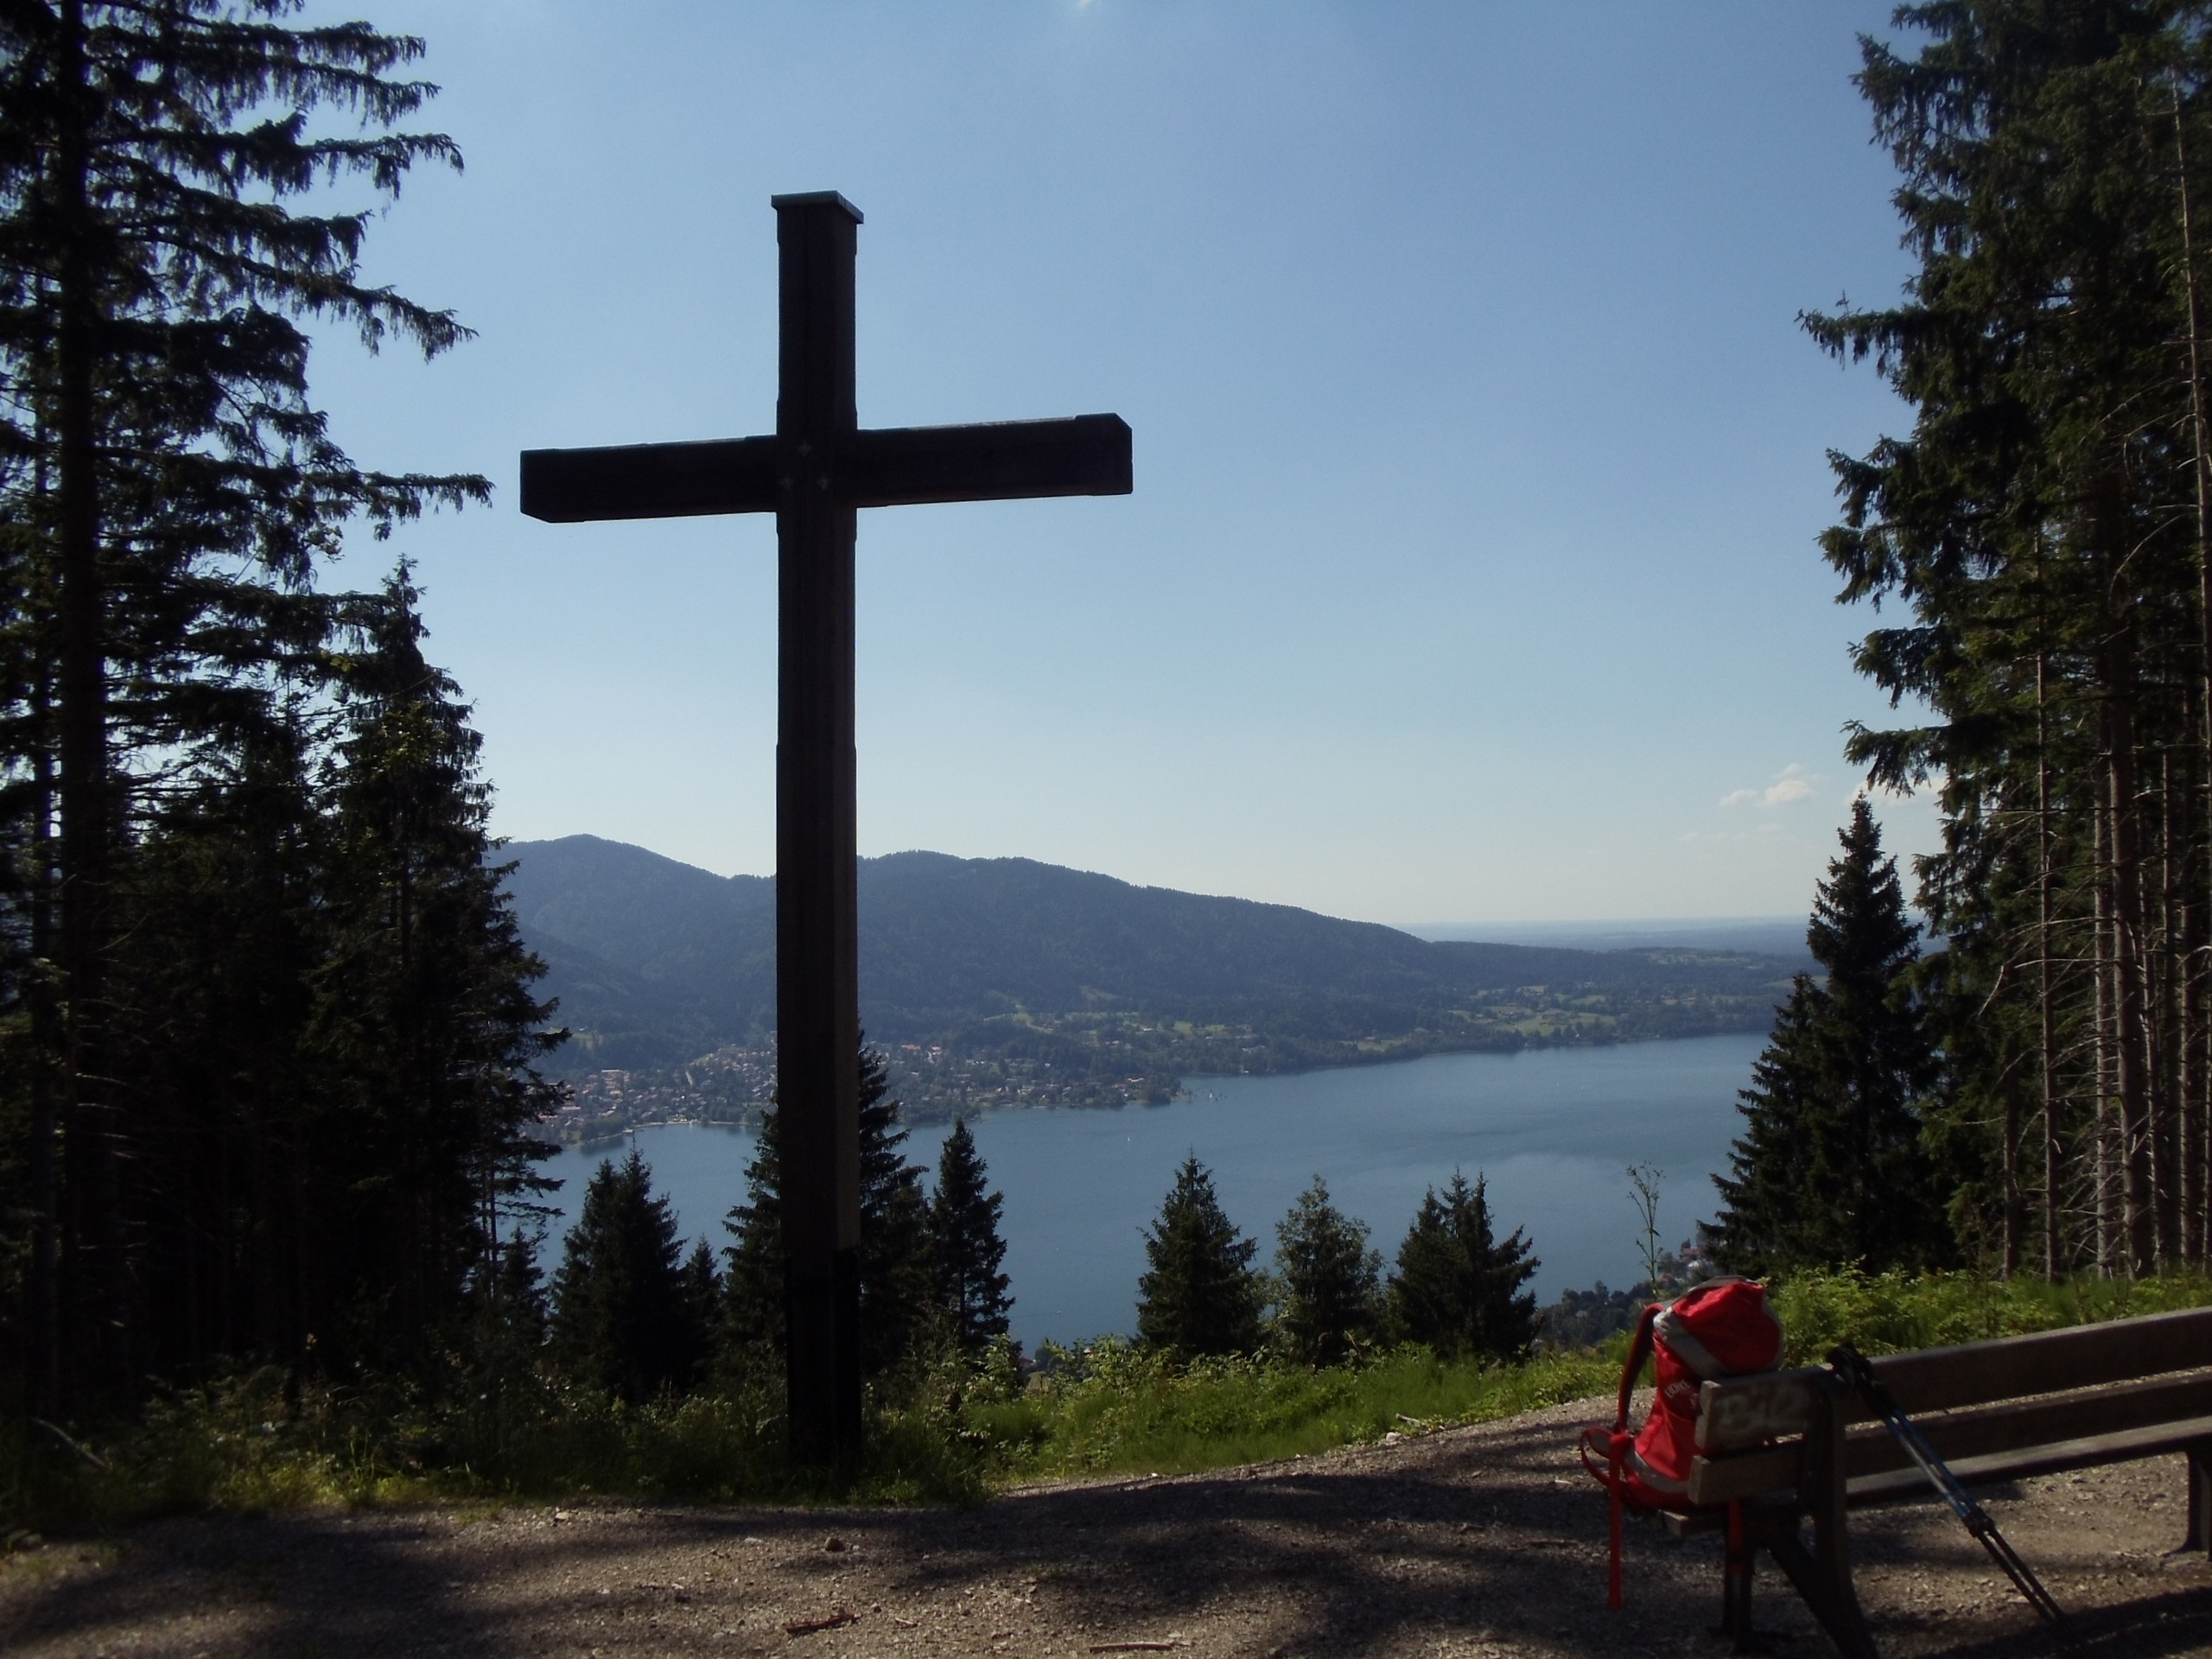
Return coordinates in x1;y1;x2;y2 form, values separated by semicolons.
6;1395;2211;1658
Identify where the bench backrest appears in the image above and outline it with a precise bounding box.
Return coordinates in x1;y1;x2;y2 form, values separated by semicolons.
1696;1304;2212;1455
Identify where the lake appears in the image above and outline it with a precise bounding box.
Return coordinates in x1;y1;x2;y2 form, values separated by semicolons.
538;1031;1764;1350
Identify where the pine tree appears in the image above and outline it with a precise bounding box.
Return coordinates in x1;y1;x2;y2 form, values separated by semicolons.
855;1046;934;1380
1803;4;2212;1274
1272;1176;1382;1367
454;1226;552;1461
676;1236;721;1391
718;1106;785;1384
111;711;334;1375
930;1117;1013;1359
1712;801;1948;1275
550;1150;701;1403
311;569;563;1361
1388;1171;1538;1361
487;1231;550;1357
461;1227;550;1386
1136;1156;1263;1357
0;0;486;1404
0;562;560;1395
718;1043;934;1385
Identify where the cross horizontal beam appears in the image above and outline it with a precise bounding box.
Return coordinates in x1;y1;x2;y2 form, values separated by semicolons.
519;412;1131;524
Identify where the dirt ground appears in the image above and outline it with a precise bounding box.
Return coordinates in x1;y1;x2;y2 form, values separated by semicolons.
6;1395;2211;1659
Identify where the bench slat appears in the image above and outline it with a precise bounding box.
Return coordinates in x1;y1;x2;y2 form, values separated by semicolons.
1875;1306;2212;1415
1845;1414;2212;1507
1688;1368;2212;1505
1675;1416;2212;1522
1695;1306;2212;1454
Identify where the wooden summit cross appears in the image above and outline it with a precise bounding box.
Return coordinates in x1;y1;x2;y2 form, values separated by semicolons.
519;192;1131;1466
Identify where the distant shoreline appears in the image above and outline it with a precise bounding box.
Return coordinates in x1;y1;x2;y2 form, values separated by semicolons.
541;1020;1779;1142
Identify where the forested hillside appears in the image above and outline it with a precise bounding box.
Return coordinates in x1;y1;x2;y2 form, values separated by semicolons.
505;836;1799;1122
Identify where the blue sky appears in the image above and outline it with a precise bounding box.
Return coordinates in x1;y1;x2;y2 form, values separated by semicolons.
304;1;1935;926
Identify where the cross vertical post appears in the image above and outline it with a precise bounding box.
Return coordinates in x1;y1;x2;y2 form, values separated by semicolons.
773;193;863;1465
518;192;1129;1471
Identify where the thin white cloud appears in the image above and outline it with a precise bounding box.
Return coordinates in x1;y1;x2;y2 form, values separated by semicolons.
1720;763;1818;810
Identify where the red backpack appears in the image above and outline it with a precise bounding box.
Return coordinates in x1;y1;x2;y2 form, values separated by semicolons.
1580;1277;1783;1607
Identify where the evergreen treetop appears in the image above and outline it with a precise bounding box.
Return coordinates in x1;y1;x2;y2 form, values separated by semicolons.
1711;800;1948;1276
855;1045;934;1381
550;1149;708;1404
931;1117;1013;1360
1388;1170;1537;1361
309;568;563;1353
1272;1176;1382;1368
719;1042;935;1387
1136;1155;1263;1358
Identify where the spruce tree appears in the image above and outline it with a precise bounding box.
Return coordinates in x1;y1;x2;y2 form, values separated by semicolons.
1273;1177;1382;1367
454;1227;552;1460
930;1118;1013;1359
718;1106;785;1384
486;1231;550;1357
550;1149;701;1403
111;712;333;1373
461;1228;550;1388
1802;4;2212;1274
719;1043;934;1385
855;1046;934;1379
312;569;563;1359
0;563;560;1394
1388;1172;1538;1361
0;0;485;1403
1712;801;1948;1275
1136;1156;1262;1357
676;1236;721;1391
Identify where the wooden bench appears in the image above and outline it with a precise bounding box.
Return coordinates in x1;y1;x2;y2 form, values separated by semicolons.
1659;1305;2212;1657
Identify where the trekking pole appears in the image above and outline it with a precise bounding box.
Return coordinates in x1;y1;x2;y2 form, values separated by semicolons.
1826;1344;2066;1627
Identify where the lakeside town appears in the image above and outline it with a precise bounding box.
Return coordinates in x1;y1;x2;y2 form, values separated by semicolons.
543;1039;1189;1144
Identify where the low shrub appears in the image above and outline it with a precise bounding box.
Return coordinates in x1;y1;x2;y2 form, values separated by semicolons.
2;1364;987;1535
1769;1266;2212;1365
16;1268;2210;1531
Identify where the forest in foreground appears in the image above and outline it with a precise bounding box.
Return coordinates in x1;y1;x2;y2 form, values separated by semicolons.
15;0;2212;1516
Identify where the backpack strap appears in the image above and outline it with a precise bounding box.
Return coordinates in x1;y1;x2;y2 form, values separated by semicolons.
1605;1301;1663;1609
1616;1301;1661;1433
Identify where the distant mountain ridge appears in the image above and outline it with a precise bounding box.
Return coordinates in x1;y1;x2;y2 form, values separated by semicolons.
503;837;1797;1117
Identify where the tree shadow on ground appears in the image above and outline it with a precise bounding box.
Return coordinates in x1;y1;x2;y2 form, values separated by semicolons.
2;1411;2202;1658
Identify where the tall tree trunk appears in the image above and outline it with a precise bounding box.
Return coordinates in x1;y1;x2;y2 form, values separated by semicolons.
25;664;59;1414
2109;706;2159;1274
2158;745;2185;1262
2039;652;2064;1277
53;0;126;1399
2096;769;2120;1275
2177;702;2209;1264
2098;531;2158;1275
2174;90;2212;1265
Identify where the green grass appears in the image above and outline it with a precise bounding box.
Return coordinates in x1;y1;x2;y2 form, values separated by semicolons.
18;1266;2212;1534
981;1342;1617;1481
